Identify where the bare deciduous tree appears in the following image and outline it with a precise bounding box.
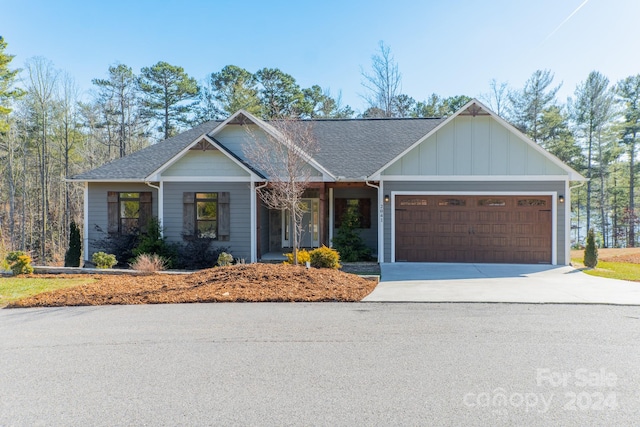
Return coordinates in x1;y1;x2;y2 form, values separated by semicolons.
481;78;510;117
24;56;59;262
361;41;402;118
244;117;319;265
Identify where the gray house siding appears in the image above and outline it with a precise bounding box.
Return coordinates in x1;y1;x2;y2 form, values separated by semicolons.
163;182;252;261
382;180;567;265
332;187;378;254
86;183;158;260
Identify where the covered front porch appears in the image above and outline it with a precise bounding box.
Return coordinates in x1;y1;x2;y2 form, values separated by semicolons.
255;182;380;261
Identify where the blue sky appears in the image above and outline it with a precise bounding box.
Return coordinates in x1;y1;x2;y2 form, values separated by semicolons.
2;0;639;114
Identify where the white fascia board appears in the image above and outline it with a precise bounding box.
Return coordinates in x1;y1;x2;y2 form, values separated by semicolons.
67;178;148;183
145;132;212;180
160;176;253;182
201;134;261;180
380;175;570;182
392;190;558;196
217;109;337;182
486;104;587;181
145;133;261;182
370;98;586;182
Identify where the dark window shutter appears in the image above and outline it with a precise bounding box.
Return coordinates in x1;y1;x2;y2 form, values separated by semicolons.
218;192;230;241
334;198;347;228
139;192;152;233
183;192;195;237
360;198;371;228
107;191;119;234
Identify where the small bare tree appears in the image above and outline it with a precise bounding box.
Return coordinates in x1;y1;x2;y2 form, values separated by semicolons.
244;117;319;265
361;41;402;118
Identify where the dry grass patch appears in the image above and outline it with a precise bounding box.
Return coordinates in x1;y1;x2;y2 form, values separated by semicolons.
571;248;640;282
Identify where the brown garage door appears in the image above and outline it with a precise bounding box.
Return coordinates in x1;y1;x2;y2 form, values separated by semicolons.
395;195;552;264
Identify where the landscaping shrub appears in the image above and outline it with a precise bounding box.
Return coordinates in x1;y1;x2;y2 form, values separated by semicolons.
332;208;372;262
309;245;341;269
584;228;598;268
217;252;233;266
130;253;166;272
96;232;139;268
64;221;82;267
92;252;117;269
174;239;230;269
284;249;310;265
132;217;178;268
0;258;10;273
6;251;34;275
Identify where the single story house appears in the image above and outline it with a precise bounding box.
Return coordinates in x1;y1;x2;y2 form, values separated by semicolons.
71;99;586;265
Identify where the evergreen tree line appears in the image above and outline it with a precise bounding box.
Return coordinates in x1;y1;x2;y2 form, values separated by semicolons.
0;36;639;263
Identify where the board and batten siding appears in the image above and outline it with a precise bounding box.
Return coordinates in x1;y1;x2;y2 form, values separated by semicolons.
163;182;252;261
162;149;249;177
86;183;158;260
382;181;567;265
332;187;378;254
382;115;568;177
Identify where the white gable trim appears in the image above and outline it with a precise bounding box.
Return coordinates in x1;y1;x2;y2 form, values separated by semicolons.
382;175;570;182
370;99;586;181
145;133;260;181
214;109;337;181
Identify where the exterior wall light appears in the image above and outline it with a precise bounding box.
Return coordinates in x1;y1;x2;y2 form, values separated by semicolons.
384;195;390;203
559;195;565;203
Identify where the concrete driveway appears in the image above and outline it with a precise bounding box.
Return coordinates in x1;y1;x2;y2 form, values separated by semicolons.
362;263;640;304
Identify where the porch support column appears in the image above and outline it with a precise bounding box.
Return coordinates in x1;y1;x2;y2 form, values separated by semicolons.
250;180;257;263
319;183;326;247
83;182;89;264
329;187;334;247
378;180;384;263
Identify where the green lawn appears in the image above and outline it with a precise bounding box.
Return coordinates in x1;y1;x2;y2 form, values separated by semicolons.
571;258;640;282
0;277;93;307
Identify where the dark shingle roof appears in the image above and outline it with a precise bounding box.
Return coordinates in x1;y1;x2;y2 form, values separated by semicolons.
72;117;445;181
72;120;223;180
308;117;445;179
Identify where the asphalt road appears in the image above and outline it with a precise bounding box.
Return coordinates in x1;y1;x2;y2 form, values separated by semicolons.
1;303;640;426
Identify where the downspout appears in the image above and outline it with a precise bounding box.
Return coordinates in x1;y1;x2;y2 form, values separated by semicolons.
83;182;89;265
145;181;162;237
253;181;268;263
365;179;383;263
567;180;587;264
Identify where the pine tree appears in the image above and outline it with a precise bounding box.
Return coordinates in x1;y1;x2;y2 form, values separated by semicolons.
64;221;82;267
0;36;26;132
583;228;598;268
138;61;199;139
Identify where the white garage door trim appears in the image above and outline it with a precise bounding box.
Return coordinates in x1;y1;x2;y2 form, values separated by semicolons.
390;191;558;265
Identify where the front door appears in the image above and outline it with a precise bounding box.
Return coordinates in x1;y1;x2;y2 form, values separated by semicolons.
282;198;320;248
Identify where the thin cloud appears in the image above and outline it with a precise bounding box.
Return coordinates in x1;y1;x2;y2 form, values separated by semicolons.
541;0;590;45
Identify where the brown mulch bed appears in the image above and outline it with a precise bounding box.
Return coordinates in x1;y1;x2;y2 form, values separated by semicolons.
8;264;377;308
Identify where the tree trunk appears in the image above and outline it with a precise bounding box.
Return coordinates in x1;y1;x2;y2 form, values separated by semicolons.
7;141;15;250
630;135;636;247
41;113;48;263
